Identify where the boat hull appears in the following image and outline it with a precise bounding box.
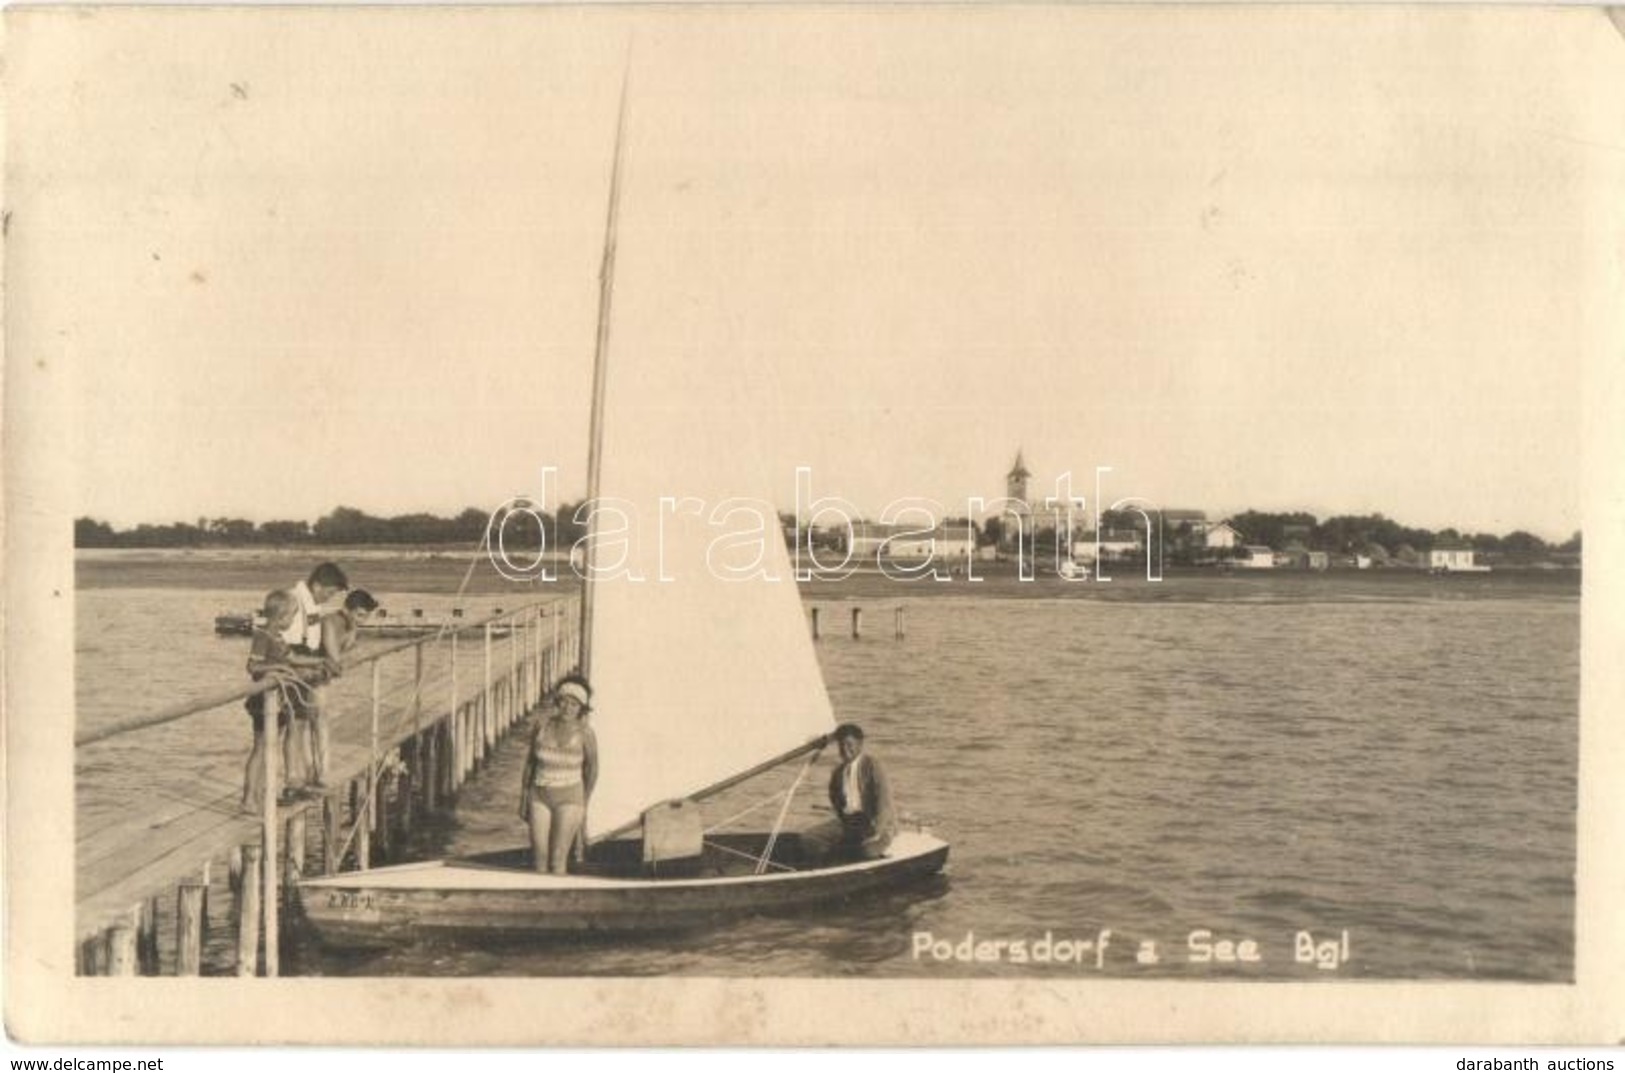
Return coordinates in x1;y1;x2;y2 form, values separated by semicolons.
298;830;949;945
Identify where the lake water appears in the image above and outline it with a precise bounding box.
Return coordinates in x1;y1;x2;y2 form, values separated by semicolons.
74;551;1579;980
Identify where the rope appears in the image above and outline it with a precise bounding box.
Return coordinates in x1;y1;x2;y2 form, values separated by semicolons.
702;839;797;875
755;746;823;875
703;788;793;834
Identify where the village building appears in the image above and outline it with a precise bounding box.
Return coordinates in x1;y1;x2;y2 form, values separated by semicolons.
1072;529;1145;563
1427;543;1489;573
1204;521;1242;551
848;521;976;562
1236;545;1276;569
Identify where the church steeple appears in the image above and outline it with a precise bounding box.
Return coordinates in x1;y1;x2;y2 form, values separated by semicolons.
1006;450;1032;505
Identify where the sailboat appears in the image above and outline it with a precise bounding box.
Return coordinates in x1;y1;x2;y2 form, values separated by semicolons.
298;71;948;945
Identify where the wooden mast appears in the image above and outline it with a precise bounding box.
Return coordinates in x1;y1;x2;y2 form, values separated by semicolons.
579;55;633;681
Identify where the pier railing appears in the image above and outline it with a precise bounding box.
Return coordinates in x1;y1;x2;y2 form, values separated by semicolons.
74;595;581;976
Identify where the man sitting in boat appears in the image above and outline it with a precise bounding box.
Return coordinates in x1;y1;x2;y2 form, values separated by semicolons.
519;675;599;874
805;723;897;863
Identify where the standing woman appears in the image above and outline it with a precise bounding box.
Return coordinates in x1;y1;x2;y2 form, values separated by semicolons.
519;674;599;874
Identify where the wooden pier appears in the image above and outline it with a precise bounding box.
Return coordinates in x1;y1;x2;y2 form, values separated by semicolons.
74;597;580;976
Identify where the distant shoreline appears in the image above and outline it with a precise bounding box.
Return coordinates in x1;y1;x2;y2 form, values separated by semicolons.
73;547;1580;603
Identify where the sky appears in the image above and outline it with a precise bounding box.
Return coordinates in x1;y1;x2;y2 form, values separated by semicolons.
12;6;1619;541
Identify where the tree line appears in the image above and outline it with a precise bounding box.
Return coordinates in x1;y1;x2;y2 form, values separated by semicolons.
74;504;588;549
75;504;1580;563
1205;511;1579;562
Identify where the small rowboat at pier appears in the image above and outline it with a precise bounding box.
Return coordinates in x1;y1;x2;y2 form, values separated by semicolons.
301;830;948;943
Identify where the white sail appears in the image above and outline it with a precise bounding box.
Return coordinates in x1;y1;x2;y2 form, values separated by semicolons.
583;366;835;840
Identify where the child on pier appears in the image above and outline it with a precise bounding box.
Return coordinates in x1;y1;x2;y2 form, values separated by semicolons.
292;589;379;795
241;589;332;812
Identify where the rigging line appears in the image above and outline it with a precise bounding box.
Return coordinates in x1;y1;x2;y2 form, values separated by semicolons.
703;786;795;834
369;525;560;767
755;745;823;875
702;839;797;875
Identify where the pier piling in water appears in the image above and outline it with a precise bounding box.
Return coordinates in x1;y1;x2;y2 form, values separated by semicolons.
138;898;160;975
322;795;340;875
236;846;262;976
107;913;138;977
812;605;912;643
285;812;307;902
75;596;582;978
176;884;205;975
353;776;370;871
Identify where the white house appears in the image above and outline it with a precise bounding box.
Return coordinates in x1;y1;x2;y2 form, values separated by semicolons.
1073;530;1144;563
1204;521;1242;551
1236;545;1275;569
1427;545;1490;573
849;522;976;562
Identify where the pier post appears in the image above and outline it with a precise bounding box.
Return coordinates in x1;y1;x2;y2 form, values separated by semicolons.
354;777;371;870
401;735;420;831
424;724;440;813
227;845;243;896
322;794;340;874
455;700;465;784
176;883;206;976
895;606;905;640
449;631;461;794
83;935;108;976
852;606;862;639
376;767;393;863
370;661;381;779
200;860;212;931
262;693;279;979
237;845;261;976
454;703;467;787
285;811;307;903
107;911;139;976
811;606;821;640
366;662;380;861
533;608;543;706
482;622;493;767
508;617;519;731
412;642;424;734
138;897;160;975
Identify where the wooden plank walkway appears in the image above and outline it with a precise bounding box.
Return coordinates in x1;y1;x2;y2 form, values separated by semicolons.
75;598;582;972
76;742;377;932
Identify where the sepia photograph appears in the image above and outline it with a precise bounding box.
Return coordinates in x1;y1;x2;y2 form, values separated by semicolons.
5;1;1624;1046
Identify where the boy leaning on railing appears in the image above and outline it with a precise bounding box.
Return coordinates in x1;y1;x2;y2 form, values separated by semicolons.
240;589;337;812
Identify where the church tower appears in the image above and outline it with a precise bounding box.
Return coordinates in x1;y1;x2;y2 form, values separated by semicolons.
999;450;1036;557
1006;450;1032;506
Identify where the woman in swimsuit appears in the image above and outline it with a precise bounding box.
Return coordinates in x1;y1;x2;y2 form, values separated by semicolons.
519;674;599;874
